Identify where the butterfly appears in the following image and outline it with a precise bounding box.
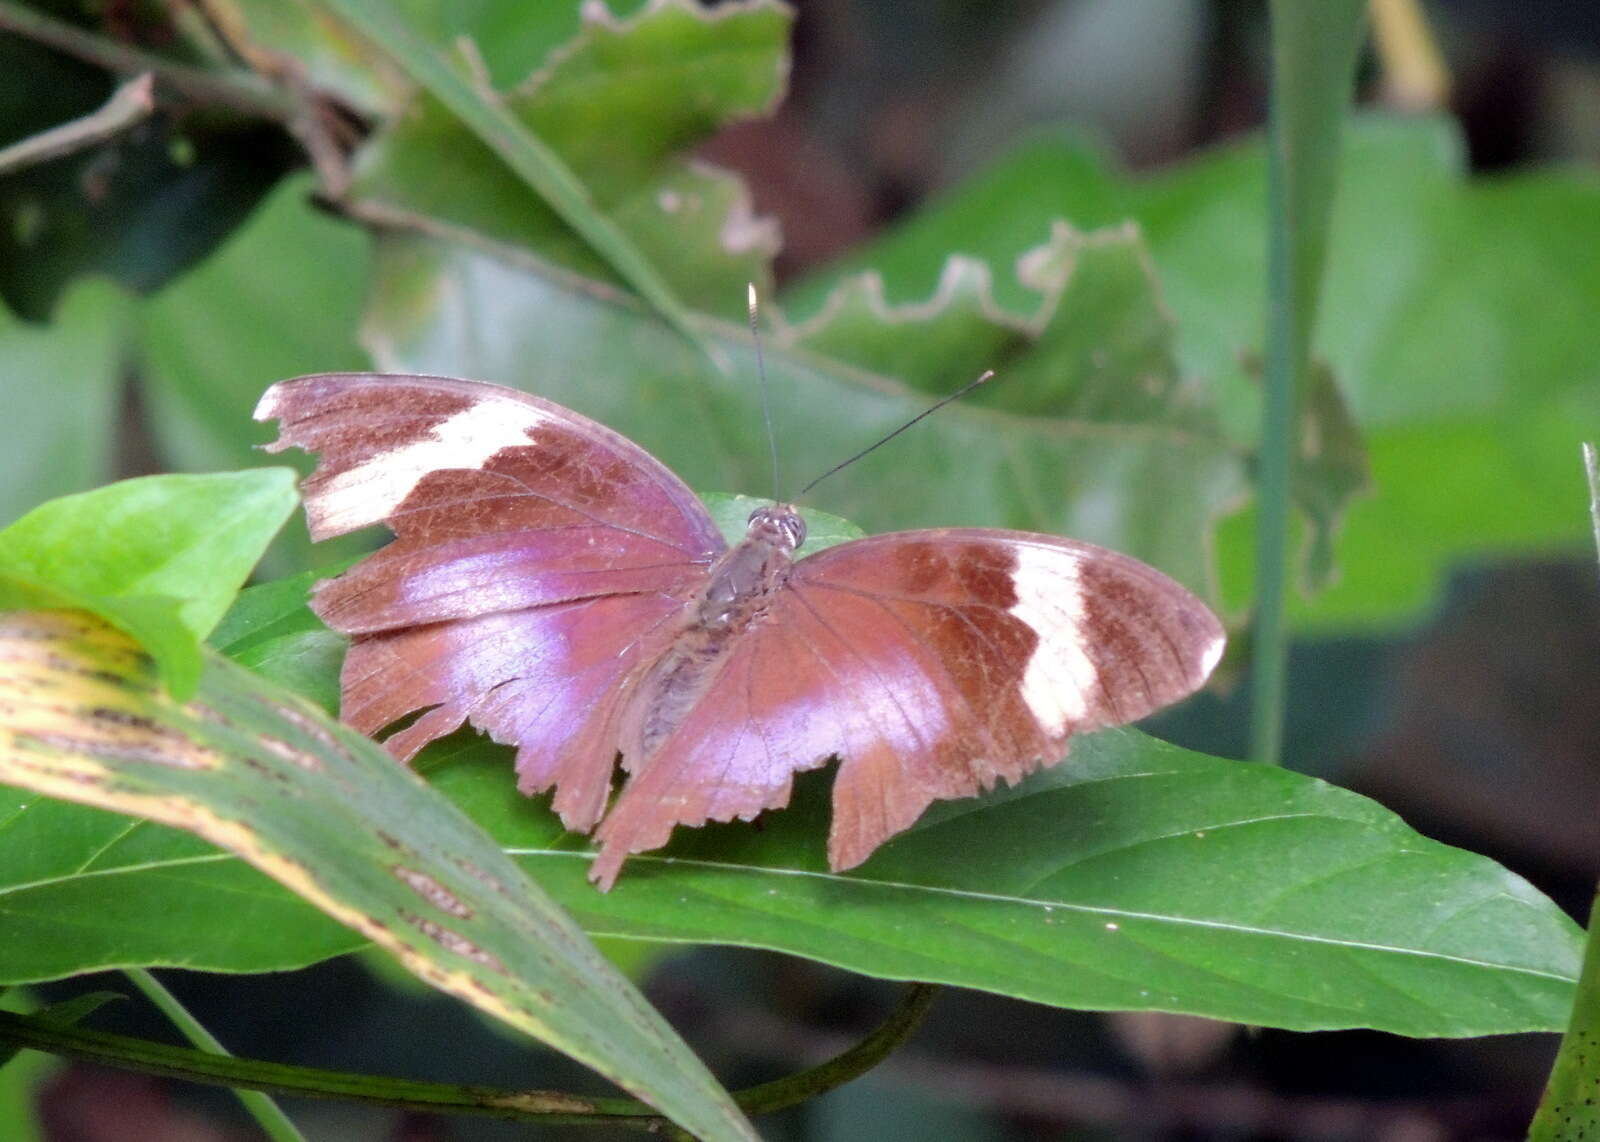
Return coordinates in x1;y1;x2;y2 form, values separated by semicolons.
256;373;1225;890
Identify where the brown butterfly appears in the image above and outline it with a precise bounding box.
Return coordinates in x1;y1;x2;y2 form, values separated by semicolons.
257;373;1224;889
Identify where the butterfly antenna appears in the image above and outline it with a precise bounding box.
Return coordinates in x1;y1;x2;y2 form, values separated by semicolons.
795;369;996;500
748;283;782;503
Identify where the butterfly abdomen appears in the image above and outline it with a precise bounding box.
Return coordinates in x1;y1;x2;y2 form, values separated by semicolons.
621;512;801;763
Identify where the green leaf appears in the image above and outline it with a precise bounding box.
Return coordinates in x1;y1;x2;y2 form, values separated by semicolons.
0;784;362;981
0;609;756;1142
1241;355;1370;592
0;471;298;697
137;174;373;578
317;0;726;358
139;176;371;477
363;232;1245;602
790;117;1600;628
431;728;1580;1038
347;0;789;320
204;0;651;111
4;572;1583;1038
0;279;130;527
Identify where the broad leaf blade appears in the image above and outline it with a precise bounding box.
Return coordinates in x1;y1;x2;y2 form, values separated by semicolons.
347;0;789;320
316;0;718;358
2;577;1580;1038
137;176;375;578
0;471;298;696
0;281;129;528
139;177;372;478
792;117;1600;627
0;785;362;981
433;729;1579;1038
0;610;756;1142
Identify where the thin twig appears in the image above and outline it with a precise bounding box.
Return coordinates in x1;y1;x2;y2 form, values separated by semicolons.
713;1004;1507;1136
0;1;297;124
0;73;154;175
0;983;938;1130
124;970;307;1142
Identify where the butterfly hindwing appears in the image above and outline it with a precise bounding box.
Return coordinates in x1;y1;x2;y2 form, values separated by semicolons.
589;529;1223;887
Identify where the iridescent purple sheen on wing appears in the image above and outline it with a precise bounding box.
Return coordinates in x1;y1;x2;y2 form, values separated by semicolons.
258;375;1226;893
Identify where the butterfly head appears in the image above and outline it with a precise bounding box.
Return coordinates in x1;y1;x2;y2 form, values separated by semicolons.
746;503;806;552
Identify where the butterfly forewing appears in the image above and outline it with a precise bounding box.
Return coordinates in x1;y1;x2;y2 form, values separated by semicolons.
255;374;726;828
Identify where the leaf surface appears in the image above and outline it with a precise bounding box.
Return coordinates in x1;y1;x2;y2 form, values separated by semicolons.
0;281;130;528
788;117;1600;626
347;0;790;319
0;578;1581;1038
0;610;756;1142
363;231;1245;603
0;472;297;696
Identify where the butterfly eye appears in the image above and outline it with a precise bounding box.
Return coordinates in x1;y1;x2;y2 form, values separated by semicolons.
783;514;806;549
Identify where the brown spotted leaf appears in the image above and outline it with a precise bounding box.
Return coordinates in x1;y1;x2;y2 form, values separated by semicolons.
0;609;755;1142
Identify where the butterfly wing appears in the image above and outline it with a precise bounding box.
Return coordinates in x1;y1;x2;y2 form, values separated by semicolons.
590;528;1223;888
256;373;725;830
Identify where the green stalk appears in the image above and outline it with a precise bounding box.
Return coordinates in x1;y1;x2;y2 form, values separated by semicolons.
0;983;936;1129
1528;448;1600;1139
124;970;306;1142
1249;0;1367;765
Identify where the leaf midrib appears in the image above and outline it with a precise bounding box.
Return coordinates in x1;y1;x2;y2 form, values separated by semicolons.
2;844;1565;982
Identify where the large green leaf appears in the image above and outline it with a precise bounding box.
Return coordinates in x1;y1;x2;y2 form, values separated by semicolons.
204;0;652;112
346;0;790;319
1;554;1583;1038
319;0;727;356
0;471;298;697
787;117;1600;628
139;176;371;477
439;727;1580;1037
0;279;130;527
137;175;373;578
0;609;756;1142
362;231;1245;602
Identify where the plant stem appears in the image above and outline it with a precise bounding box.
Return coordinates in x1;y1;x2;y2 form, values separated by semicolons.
1527;879;1600;1139
0;1;296;124
124;969;306;1142
0;73;154;175
1369;0;1451;110
0;982;937;1129
1248;1;1366;766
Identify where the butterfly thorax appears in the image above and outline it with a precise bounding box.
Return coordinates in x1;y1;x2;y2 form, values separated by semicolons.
623;505;807;760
